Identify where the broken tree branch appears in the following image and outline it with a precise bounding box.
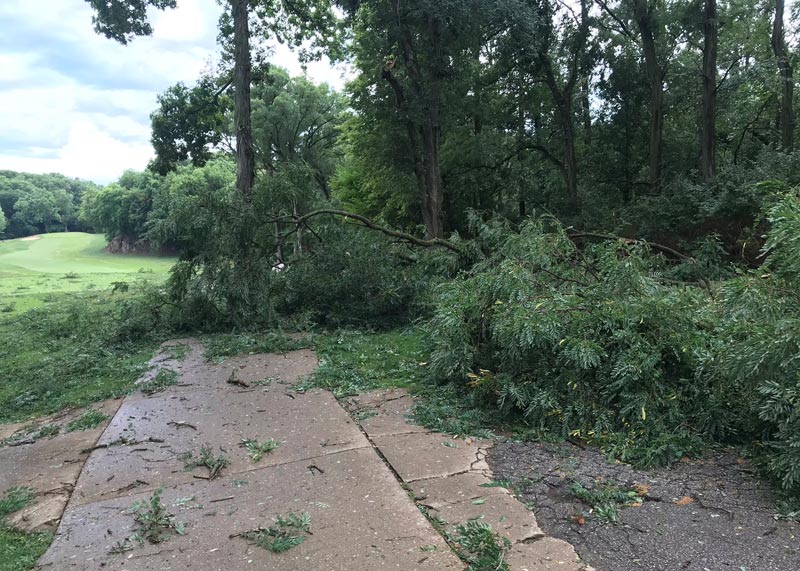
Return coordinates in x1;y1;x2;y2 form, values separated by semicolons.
274;209;461;253
568;232;693;261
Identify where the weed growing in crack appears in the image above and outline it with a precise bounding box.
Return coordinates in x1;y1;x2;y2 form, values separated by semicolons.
240;438;281;462
568;481;643;525
452;519;511;571
110;488;185;553
238;512;311;553
252;375;280;386
141;369;178;395
179;445;230;479
36;425;60;438
66;409;108;432
479;480;512;489
0;487;36;519
354;409;378;421
417;504;449;535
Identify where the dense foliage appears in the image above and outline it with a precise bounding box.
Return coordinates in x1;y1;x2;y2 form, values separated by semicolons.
428;216;730;466
0;171;95;238
6;0;800;521
424;199;800;503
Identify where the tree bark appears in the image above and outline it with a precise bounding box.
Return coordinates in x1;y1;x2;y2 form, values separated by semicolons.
382;12;446;239
534;0;590;213
772;0;794;151
633;0;665;192
542;74;579;212
231;0;255;194
581;76;592;135
701;0;718;181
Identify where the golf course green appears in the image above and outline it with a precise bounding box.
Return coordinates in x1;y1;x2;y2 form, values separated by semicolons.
0;232;175;312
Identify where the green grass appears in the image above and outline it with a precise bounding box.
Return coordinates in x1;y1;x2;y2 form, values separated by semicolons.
0;232;174;313
299;330;428;396
0;291;162;423
65;410;109;432
0;488;35;519
0;527;52;571
0;487;51;571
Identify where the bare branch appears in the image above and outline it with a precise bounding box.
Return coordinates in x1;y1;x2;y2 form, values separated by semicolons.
274;209;461;253
568;232;693;260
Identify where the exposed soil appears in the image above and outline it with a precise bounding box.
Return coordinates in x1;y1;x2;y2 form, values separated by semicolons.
488;441;800;571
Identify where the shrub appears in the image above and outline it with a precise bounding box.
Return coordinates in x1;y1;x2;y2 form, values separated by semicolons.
426;215;751;467
712;195;800;497
276;225;431;327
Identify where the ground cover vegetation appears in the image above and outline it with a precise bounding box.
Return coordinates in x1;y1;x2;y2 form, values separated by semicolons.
5;8;800;570
0;486;51;571
0;232;174;314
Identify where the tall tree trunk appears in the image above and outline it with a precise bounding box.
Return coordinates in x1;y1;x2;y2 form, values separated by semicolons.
581;76;592;136
634;0;665;192
232;0;255;194
420;122;444;238
772;0;794;151
533;0;590;212
701;0;718;181
552;88;580;211
383;13;447;239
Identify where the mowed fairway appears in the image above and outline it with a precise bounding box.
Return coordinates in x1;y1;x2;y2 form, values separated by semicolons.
0;233;175;312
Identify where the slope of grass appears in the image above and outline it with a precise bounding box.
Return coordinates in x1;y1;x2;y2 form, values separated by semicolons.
0;291;163;424
0;233;174;313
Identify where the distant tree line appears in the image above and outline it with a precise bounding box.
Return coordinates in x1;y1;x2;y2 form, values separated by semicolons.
0;171;96;239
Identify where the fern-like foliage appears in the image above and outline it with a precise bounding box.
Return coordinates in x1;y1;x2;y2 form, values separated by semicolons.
427;215;744;467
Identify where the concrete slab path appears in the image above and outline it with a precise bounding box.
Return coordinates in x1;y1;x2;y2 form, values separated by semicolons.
32;340;590;570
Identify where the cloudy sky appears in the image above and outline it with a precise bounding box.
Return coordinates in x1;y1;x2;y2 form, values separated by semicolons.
0;0;347;184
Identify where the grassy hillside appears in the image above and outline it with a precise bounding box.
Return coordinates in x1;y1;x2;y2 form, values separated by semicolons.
0;233;174;312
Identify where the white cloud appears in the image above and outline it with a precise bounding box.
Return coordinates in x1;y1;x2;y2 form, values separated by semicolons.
152;0;217;43
0;0;349;184
0;0;222;183
0;121;154;182
270;42;353;91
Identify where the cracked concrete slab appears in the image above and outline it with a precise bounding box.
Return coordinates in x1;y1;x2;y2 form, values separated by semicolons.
72;387;367;507
410;473;544;543
23;344;590;571
37;343;463;570
345;389;429;438
0;399;121;531
39;441;461;570
349;389;586;571
372;431;490;482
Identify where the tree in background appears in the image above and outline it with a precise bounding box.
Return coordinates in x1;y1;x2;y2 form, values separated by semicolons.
701;0;718;181
0;171;91;238
79;170;161;249
87;0;341;197
251;68;347;198
772;0;794;151
149;77;231;175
